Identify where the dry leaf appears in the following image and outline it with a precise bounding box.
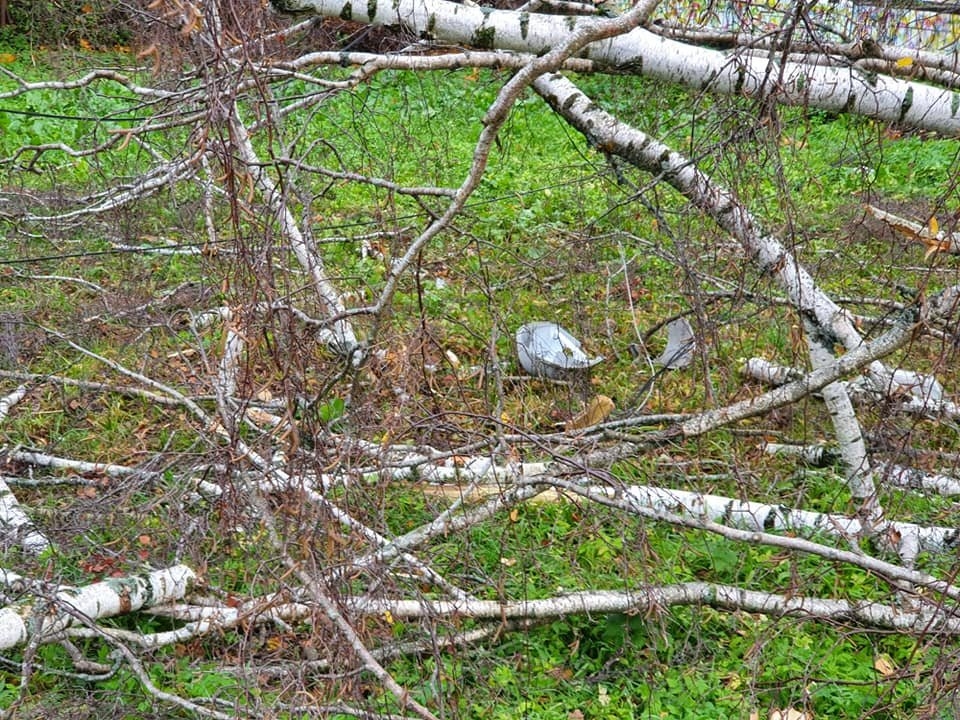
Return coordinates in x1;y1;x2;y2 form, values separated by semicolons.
245;408;281;427
874;653;897;676
565;395;615;431
769;708;812;720
724;672;743;690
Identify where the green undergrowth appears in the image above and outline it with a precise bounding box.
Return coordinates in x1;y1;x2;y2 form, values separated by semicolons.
371;496;933;719
0;49;958;719
383;612;925;719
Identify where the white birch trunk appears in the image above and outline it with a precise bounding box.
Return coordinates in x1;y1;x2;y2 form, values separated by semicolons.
219;318;244;401
228;108;362;360
763;442;838;466
618;483;960;554
345;584;960;633
0;565;196;651
533;73;960;451
741;357;803;386
0;383;27;423
0;384;49;554
271;0;960;136
533;72;863;351
0;477;49;555
744;358;960;419
108;584;960;643
876;462;960;497
803;319;880;521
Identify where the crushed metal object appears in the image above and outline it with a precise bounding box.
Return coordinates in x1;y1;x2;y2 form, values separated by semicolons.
515;321;603;379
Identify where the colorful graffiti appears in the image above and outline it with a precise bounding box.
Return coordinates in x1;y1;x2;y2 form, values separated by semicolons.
656;0;960;50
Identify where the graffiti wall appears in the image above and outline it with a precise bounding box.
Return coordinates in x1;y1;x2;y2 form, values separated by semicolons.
657;0;960;50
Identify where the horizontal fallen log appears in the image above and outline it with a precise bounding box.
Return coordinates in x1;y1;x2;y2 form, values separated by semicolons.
0;565;196;651
273;0;960;135
346;584;960;634
742;357;960;419
130;583;960;641
876;462;960;496
527;477;960;599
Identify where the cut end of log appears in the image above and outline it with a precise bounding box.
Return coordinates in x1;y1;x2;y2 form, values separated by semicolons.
866;204;960;257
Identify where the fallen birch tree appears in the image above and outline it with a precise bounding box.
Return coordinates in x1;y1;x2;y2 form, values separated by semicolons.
0;0;959;717
0;566;196;652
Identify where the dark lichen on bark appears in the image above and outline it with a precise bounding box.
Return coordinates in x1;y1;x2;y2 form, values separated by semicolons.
899;86;914;122
471;25;496;49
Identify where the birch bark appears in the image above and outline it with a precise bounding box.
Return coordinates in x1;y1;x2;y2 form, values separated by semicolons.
272;0;960;135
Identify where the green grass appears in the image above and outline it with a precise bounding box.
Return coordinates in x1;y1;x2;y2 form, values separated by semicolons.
373;501;930;719
0;46;958;720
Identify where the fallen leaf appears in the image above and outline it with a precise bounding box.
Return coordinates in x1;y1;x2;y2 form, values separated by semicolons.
769;708;812;720
723;672;743;690
875;653;897;676
565;394;615;430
